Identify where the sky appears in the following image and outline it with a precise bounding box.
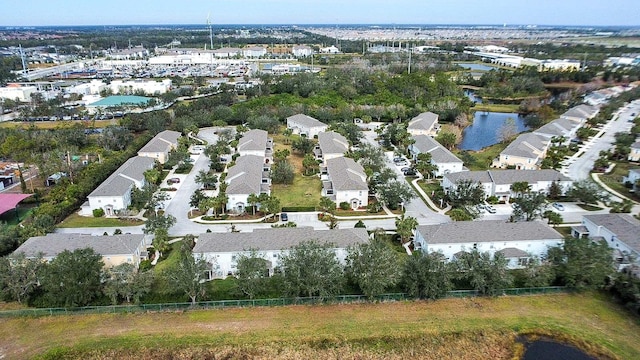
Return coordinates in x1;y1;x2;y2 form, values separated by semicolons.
2;0;639;27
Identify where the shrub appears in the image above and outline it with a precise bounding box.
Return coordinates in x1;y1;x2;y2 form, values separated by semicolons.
367;202;383;213
354;220;366;228
93;208;105;217
339;202;351;210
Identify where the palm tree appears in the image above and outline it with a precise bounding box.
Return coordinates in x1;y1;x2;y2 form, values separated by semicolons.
318;196;336;214
395;214;418;244
247;193;259;216
510;181;531;198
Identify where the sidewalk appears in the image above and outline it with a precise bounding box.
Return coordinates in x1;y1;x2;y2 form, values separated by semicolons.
410;175;451;215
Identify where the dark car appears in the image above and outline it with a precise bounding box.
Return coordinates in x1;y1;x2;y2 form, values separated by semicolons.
280;212;288;222
403;169;417;176
167;177;180;184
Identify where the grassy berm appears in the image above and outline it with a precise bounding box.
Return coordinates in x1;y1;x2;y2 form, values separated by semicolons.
1;292;639;359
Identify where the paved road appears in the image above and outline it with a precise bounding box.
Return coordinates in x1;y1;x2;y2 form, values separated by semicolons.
361;129;450;225
563;100;640;181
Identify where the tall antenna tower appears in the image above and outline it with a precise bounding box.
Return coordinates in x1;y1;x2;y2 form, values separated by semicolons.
207;13;214;50
19;44;27;76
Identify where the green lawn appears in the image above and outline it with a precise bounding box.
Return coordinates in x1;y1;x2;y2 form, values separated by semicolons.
600;162;640;202
271;174;322;208
454;142;508;171
2;293;639;359
57;213;144;228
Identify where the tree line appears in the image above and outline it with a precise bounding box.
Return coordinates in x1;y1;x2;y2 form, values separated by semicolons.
1;233;629;310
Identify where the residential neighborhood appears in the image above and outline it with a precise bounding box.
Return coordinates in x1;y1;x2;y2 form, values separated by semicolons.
2;15;640;359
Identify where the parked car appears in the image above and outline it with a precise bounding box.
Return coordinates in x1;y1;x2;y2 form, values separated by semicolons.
393;157;404;163
552;202;565;211
167;177;180;184
476;204;486;212
280;212;288;222
401;167;411;172
403;169;417;176
485;205;497;214
395;160;408;166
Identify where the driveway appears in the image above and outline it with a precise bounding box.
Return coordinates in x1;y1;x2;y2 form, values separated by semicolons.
361;129;450;225
477;202;610;223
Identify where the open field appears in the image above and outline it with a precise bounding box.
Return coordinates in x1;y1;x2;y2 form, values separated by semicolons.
454;142;508;171
600;162;640;203
471;104;520;113
0;293;638;359
272;173;322;208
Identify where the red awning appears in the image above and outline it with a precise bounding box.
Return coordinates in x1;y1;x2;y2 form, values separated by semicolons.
0;194;33;216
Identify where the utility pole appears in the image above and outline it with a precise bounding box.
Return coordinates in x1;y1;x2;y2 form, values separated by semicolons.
408;43;412;74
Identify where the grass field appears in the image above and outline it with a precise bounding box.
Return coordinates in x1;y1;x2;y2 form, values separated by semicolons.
57;213;144;228
454;142;508;171
271;173;322;208
600;162;640;203
1;293;638;359
0;119;117;130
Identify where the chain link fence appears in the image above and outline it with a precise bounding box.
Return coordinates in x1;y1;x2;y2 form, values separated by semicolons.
0;287;566;318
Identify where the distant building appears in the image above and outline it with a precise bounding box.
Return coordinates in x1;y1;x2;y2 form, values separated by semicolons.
212;47;242;58
322;157;368;209
14;233;147;268
320;45;340;54
292;45;313;57
286;114;328;138
137;130;181;164
407;112;440;136
533;117;580;144
560;104;598;124
194;227;369;279
0;84;37;102
243;46;267;58
414;220;564;269
109;79;172;95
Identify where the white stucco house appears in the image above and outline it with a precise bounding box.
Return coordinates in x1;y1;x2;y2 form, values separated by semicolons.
494;133;549;170
14;233;147;268
85;156;156;216
225;155;271;213
628;141;640;162
407;112;440;136
442;169;571;202
408;135;464;177
577;214;640;269
286;114;328;138
314;131;349;163
237;129;273;161
243;46;267;58
322;157;369;209
193;227;369;279
414;221;564;269
137;130;182;164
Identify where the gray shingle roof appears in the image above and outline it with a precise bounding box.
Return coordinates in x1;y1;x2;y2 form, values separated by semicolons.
194;227;369;253
561;104;598;121
489;169;571;184
584;214;640;253
534;118;575;138
226;155;268;195
318;131;349;155
416;220;563;245
238;129;269;152
631;141;640;149
287;114;327;129
501;133;548;159
326;157;368;191
138;130;181;153
444;171;493;184
89;156;155;197
408;112;439;131
14;233;145;258
412;135;462;164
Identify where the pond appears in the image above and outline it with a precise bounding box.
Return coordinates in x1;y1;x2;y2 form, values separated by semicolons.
522;339;597;360
459;111;529;151
457;62;499;71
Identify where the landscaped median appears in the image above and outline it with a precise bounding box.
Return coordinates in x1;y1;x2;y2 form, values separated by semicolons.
1;292;638;359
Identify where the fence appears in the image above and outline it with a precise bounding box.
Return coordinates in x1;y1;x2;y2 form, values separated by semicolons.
0;287;566;318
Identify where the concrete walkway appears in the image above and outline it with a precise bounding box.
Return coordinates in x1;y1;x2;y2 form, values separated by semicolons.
410;175;451;215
